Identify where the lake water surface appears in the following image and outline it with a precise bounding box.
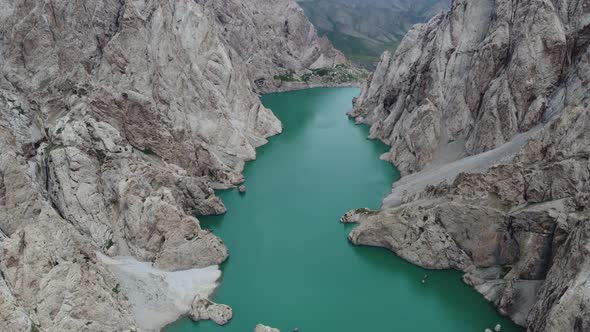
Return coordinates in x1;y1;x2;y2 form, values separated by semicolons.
165;87;522;332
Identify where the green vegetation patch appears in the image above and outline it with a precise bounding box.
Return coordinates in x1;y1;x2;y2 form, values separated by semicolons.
501;265;513;278
104;238;114;250
112;283;121;294
141;147;157;156
273;72;297;82
354;207;380;216
44;143;66;154
273;64;367;84
150;179;162;191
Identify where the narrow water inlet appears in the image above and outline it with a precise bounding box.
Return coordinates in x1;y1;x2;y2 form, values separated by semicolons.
164;88;522;332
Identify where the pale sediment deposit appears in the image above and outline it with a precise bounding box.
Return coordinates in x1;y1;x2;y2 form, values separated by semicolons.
98;254;221;331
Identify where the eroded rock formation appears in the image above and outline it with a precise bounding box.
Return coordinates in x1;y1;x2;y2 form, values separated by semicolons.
351;0;589;176
0;0;344;331
189;296;233;326
255;324;281;332
346;0;590;330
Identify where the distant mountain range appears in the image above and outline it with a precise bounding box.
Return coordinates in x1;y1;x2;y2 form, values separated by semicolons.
297;0;450;68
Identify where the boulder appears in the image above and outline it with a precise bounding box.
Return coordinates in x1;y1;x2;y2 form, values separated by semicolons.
190;297;233;326
255;324;281;332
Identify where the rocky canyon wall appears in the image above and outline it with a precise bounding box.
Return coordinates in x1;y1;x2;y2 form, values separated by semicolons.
0;0;343;331
346;0;590;330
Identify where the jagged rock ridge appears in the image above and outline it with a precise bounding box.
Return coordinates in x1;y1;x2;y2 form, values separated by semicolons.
297;0;450;68
352;0;589;175
346;0;590;330
0;0;344;331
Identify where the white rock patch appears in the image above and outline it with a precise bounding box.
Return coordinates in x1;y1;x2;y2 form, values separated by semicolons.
98;253;221;331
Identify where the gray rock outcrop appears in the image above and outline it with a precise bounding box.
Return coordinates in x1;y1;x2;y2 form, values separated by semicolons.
255;324;281;332
0;0;345;331
190;296;233;326
346;0;590;330
346;105;589;329
206;0;348;93
351;0;589;176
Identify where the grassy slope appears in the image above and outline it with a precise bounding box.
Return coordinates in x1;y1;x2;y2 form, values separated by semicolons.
322;28;399;68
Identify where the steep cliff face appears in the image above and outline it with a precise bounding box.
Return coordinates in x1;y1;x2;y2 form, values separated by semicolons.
352;0;589;175
346;0;590;330
204;0;347;92
0;0;343;331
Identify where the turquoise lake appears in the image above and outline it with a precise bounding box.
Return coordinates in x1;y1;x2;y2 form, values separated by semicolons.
165;87;522;332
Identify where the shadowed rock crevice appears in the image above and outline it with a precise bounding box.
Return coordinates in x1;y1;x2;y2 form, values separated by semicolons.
0;170;5;206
